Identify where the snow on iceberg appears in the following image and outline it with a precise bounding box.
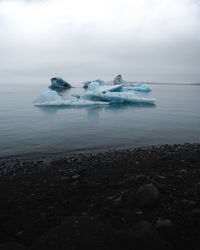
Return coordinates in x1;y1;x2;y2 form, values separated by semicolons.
87;82;123;93
80;91;156;104
83;79;105;89
108;83;151;93
33;90;109;106
87;81;100;91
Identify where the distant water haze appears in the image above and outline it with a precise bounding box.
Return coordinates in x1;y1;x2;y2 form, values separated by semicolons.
0;0;200;84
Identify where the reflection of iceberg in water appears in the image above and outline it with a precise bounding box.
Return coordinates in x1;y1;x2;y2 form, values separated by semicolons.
33;90;109;106
106;102;156;113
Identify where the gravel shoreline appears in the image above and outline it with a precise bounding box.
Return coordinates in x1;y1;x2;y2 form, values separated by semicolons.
0;143;200;250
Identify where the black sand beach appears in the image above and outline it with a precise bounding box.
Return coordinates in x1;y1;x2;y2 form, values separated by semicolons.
0;143;200;250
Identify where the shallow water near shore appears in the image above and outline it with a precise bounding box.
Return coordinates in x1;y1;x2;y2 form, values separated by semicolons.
0;82;200;158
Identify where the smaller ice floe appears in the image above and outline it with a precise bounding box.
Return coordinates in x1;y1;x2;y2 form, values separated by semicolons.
120;84;151;93
132;84;151;92
80;91;156;104
87;82;123;93
49;77;71;90
83;79;105;89
33;90;109;106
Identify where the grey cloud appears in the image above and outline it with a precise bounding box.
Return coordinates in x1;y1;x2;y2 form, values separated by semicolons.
0;0;200;84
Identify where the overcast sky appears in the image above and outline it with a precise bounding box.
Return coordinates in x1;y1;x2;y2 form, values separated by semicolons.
0;0;200;84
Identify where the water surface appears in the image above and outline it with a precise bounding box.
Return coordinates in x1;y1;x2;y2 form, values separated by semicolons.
0;82;199;158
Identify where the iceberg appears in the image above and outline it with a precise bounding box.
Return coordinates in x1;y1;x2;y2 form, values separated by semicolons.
87;82;123;93
113;74;129;85
34;75;155;107
80;80;155;104
114;74;123;85
83;79;105;89
80;91;156;104
87;81;100;91
118;84;151;93
33;90;109;106
49;77;71;90
131;84;151;92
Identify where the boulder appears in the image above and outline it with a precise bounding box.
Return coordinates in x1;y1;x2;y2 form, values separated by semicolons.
114;221;172;250
136;183;160;208
156;219;176;243
31;216;112;250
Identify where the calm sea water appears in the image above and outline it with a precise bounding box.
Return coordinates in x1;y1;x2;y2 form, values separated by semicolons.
0;83;200;158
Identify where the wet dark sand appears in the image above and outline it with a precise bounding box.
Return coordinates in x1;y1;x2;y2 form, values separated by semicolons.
0;143;200;250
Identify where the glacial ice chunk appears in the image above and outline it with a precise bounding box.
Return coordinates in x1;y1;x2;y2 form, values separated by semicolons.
34;89;63;104
131;84;151;92
33;90;109;106
116;84;151;93
87;82;100;91
114;74;123;85
83;79;105;88
49;77;71;90
80;91;156;104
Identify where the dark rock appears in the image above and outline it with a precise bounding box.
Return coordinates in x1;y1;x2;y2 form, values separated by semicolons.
60;176;71;183
72;174;81;180
156;219;175;243
178;169;188;174
0;242;27;250
136;183;160;208
191;208;200;216
114;221;172;250
31;216;112;250
189;200;197;207
135;174;148;184
156;175;166;180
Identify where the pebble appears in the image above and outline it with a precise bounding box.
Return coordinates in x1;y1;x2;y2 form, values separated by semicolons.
115;221;167;250
60;176;71;182
156;175;166;180
135;210;143;215
114;196;122;203
15;231;24;237
191;208;200;215
179;169;188;174
0;242;27;249
189;201;197;206
72;174;81;180
136;183;160;208
135;174;148;183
